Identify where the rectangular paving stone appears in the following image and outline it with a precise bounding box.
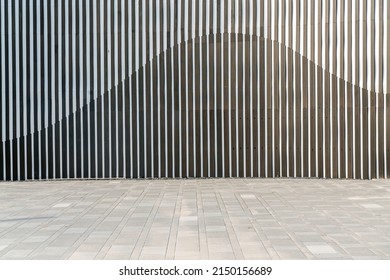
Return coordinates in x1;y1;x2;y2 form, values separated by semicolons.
0;245;8;252
69;252;98;260
52;203;72;208
1;179;390;260
306;244;338;255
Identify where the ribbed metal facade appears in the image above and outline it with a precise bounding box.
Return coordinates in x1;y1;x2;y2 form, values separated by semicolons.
0;0;389;180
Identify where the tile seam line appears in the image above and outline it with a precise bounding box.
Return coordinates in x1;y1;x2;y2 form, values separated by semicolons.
215;191;245;259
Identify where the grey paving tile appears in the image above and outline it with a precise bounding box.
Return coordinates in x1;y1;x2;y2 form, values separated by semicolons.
174;252;202;260
208;252;236;259
1;178;390;260
68;252;98;260
0;249;34;259
0;245;8;252
139;253;167;260
305;244;338;255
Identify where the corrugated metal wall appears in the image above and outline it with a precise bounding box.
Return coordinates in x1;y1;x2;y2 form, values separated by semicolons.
0;0;389;180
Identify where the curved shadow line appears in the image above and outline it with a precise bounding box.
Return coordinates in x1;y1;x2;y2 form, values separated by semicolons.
2;32;387;144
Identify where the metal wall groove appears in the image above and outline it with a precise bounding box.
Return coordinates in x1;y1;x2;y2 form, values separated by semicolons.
0;0;389;181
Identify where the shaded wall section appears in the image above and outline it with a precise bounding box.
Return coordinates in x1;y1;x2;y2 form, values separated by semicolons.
1;0;390;180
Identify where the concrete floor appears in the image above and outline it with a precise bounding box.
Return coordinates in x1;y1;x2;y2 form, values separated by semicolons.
0;178;389;260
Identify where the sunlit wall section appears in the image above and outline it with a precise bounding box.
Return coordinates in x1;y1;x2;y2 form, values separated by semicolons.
0;0;389;180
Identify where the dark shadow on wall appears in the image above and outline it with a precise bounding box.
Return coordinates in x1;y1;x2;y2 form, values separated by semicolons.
1;34;388;180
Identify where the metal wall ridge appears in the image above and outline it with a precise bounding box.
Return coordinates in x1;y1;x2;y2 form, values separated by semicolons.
1;0;389;181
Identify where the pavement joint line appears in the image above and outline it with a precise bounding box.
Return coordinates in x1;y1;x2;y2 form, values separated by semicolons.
53;186;142;259
215;191;245;259
255;189;316;259
96;187;151;259
165;185;183;260
196;190;209;259
129;190;167;259
1;179;390;259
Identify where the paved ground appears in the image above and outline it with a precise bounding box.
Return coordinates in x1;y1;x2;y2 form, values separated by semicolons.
0;178;390;260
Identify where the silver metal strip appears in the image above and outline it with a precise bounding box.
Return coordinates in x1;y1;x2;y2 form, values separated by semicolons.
193;0;197;177
221;0;225;177
368;0;373;179
128;0;133;178
242;0;246;177
8;0;14;180
323;0;327;178
294;0;298;177
330;0;335;178
93;0;98;178
149;0;154;178
213;0;217;177
271;0;275;178
213;0;218;177
72;0;77;178
336;0;341;178
257;4;261;177
79;0;84;178
43;0;48;179
112;0;117;177
359;0;364;179
86;0;91;178
227;0;232;177
206;0;211;177
304;0;310;177
15;0;20;180
171;0;175;178
292;0;297;177
100;0;105;178
336;0;340;178
314;0;318;177
156;0;161;178
163;0;168;177
344;0;349;178
37;0;41;179
65;0;70;178
265;0;269;177
76;0;82;178
300;0;305;177
143;0;148;177
285;0;290;177
113;0;117;178
330;0;335;179
135;0;140;178
375;0;380;179
235;0;239;177
286;0;291;177
278;0;282;176
23;0;28;179
121;0;126;178
42;0;48;179
367;0;372;179
0;0;5;180
384;0;388;178
352;0;357;179
89;0;98;178
343;0;349;178
185;0;190;177
319;0;324;178
58;0;62;179
178;0;182;177
283;0;287;176
249;0;253;177
107;0;112;178
114;0;118;88
199;0;204;177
